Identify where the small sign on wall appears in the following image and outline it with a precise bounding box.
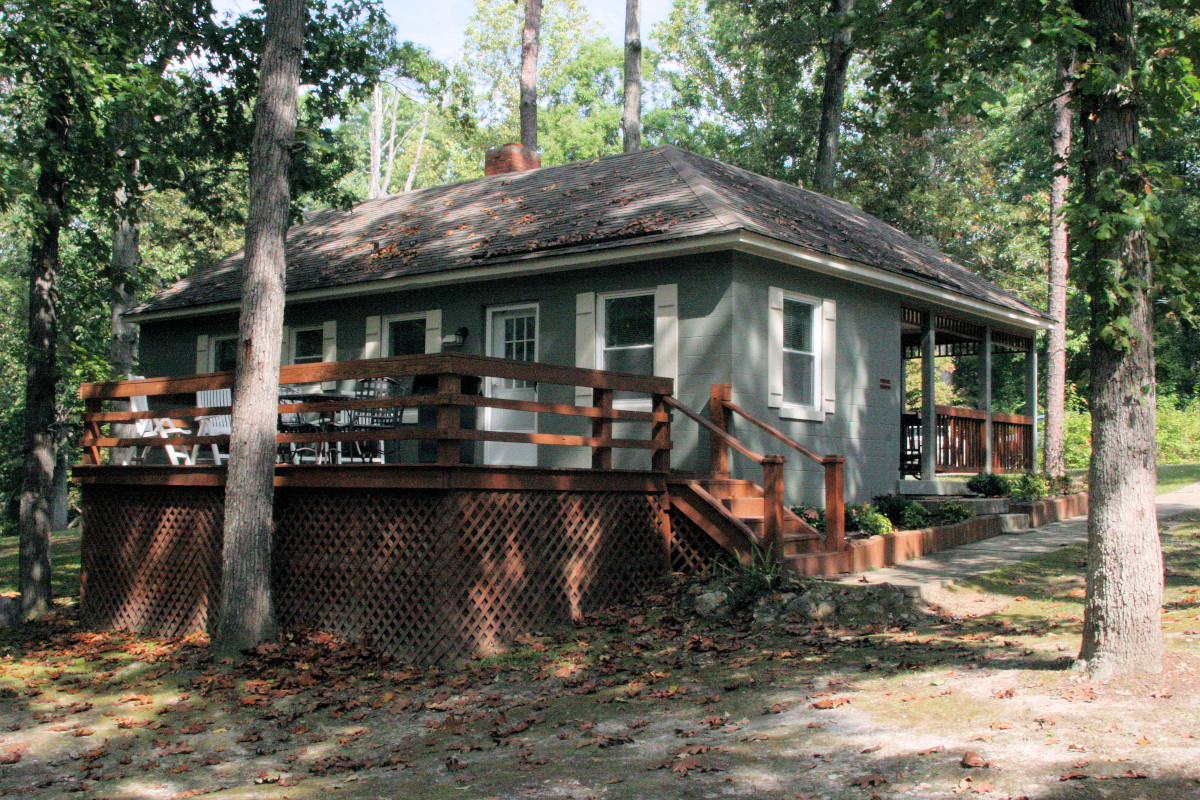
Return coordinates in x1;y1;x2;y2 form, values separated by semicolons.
879;378;893;391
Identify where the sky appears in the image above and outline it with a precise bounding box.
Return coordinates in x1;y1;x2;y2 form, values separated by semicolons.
215;0;675;63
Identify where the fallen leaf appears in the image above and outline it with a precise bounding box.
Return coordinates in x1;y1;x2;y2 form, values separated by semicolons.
810;696;851;709
917;746;944;755
961;751;990;769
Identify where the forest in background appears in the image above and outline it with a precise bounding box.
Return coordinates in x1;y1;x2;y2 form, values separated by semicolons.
0;0;1197;529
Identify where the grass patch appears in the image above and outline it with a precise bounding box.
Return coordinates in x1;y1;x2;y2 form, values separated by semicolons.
0;530;81;600
1157;463;1200;495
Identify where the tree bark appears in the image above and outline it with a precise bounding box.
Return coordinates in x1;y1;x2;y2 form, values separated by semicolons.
20;98;67;622
813;0;855;193
519;0;542;154
214;0;305;656
1073;0;1162;679
368;83;383;199
1043;51;1075;477
622;0;642;153
403;110;429;193
110;164;142;465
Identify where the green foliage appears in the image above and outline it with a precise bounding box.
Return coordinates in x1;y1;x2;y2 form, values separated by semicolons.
846;503;893;536
1010;472;1051;502
1064;399;1200;470
870;494;913;528
710;544;801;612
932;501;974;525
789;504;826;534
900;503;933;530
966;472;1012;498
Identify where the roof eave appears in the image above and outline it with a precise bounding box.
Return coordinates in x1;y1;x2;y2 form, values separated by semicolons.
128;229;1052;332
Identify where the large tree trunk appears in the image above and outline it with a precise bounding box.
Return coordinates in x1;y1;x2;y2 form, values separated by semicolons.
519;0;542;154
813;0;855;193
110;177;141;466
1073;0;1162;679
20;100;67;621
1043;51;1075;477
214;0;305;656
622;0;642;153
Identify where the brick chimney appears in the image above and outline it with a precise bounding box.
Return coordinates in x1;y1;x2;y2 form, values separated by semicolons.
484;143;541;176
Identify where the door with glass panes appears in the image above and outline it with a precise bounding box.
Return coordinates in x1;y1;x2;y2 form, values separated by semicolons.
484;304;538;466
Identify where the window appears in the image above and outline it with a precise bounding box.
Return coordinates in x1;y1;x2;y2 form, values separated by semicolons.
291;326;324;364
387;317;426;357
212;336;238;372
769;288;836;421
782;298;817;407
600;292;655;376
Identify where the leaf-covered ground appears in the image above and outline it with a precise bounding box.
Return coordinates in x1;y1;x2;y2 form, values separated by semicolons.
1;528;1198;800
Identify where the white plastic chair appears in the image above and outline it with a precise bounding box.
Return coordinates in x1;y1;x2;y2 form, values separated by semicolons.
129;394;193;465
192;388;232;465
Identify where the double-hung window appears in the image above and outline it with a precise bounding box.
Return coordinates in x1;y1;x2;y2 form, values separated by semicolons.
291;326;325;364
769;288;836;421
574;284;677;408
211;336;238;372
600;292;655;376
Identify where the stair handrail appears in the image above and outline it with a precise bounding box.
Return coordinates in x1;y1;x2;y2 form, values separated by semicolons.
709;384;846;553
662;394;787;562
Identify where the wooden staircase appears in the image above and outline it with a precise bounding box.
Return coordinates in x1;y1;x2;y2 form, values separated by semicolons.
668;478;827;568
663;384;848;574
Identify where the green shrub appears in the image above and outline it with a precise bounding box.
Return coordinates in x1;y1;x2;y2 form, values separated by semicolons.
932;500;973;525
871;493;913;527
846;503;893;536
1049;474;1076;496
1063;397;1200;469
789;504;825;533
900;503;932;529
1010;472;1051;502
966;472;1011;497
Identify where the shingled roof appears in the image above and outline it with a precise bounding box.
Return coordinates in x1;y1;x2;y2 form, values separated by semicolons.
134;145;1046;320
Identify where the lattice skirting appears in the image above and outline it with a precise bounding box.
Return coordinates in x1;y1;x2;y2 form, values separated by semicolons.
80;484;672;663
667;507;726;575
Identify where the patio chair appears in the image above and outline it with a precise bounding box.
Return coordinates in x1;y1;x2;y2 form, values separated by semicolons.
192;388;232;466
343;377;400;463
127;393;193;466
277;385;324;464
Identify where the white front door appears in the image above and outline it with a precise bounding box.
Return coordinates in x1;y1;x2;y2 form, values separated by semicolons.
484;304;538;466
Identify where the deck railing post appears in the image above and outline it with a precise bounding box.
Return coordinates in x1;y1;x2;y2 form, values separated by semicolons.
591;387;613;470
822;455;846;552
651;393;671;473
84;398;103;465
760;455;785;565
709;383;731;478
436;372;462;465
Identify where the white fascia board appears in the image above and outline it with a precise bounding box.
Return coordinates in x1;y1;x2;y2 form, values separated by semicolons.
128;230;1051;332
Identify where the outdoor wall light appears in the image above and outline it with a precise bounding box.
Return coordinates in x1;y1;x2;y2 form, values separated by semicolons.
441;327;469;348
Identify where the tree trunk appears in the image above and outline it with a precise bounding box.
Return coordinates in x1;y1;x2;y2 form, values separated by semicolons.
51;437;70;531
622;0;642;153
19;99;67;622
110;173;141;465
214;0;305;656
519;0;542;154
403;110;429;193
1043;51;1075;477
1073;0;1162;679
368;83;383;199
813;0;855;193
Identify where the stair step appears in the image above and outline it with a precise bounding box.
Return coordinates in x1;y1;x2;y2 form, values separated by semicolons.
695;480;763;500
722;497;765;516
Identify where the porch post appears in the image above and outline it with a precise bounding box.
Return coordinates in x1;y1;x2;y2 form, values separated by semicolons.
1025;337;1039;470
979;327;994;472
921;314;937;481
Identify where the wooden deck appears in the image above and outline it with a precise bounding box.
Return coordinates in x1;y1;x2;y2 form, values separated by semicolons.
74;354;852;662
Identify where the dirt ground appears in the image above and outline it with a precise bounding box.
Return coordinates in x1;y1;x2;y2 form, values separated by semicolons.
1;527;1198;800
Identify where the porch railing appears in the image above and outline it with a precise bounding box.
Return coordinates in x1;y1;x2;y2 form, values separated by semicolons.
78;353;673;470
901;405;1034;475
665;384;846;559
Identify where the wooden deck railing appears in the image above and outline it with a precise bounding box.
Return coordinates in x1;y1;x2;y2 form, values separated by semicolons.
901;405;1034;475
78;353;674;471
665;383;846;559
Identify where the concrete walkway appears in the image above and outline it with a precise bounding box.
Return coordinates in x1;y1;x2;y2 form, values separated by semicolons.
839;481;1200;594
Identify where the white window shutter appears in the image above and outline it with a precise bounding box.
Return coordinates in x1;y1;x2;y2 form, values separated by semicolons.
575;292;596;405
822;299;837;414
767;287;784;408
654;283;678;383
424;309;442;354
363;315;381;359
321;320;337;390
196;334;210;373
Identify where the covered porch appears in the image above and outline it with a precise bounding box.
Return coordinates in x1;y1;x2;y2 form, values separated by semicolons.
899;307;1037;487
